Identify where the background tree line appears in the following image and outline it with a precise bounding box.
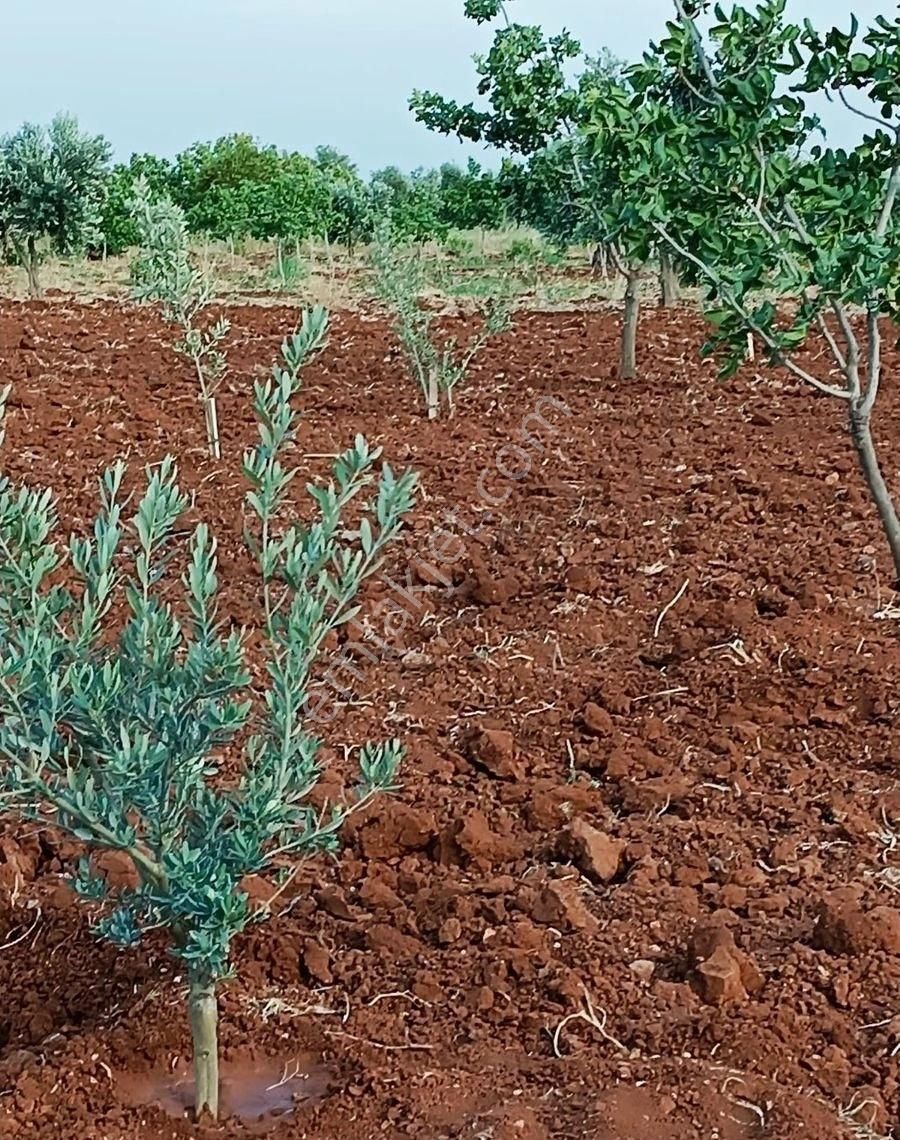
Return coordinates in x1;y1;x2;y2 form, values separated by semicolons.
0;116;627;269
100;137;518;253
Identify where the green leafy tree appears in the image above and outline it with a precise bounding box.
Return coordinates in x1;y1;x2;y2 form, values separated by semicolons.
312;145;359;183
169;134;283;230
411;6;584;153
410;6;665;378
438;159;507;232
251;157;334;241
312;146;375;253
130;180;230;459
326;179;375;254
0;318;417;1120
167;135;335;243
586;1;900;577
371;167;449;245
0;113;111;296
99;153;174;256
193;156;333;243
370;223;512;418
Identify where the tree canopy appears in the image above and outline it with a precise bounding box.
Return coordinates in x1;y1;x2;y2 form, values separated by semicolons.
0;113;110;294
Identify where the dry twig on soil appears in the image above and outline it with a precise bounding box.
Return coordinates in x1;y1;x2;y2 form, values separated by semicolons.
551;985;628;1057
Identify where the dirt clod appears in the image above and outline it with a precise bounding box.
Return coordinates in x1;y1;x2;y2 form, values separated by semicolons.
561;819;625;883
581;702;615;737
814;889;900;956
301;941;333;985
530;880;599;933
689;922;763;1005
464;727;523;780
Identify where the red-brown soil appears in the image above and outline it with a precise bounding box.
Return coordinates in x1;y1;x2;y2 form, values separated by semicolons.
0;298;898;1139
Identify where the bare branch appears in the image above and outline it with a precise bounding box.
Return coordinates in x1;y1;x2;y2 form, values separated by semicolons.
607;241;628;277
777;351;852;401
779;198;862;387
860;305;882;419
779;198;816;245
675;67;720;109
673;0;723;101
753;143;766;214
652;221;851;400
813;313;847;373
732;200;849;377
875;157;900;239
826;298;861;395
837;89;896;133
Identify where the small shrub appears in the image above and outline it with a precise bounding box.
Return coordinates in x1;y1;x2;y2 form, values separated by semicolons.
507;235;546;264
269;243;308;291
370;224;512;418
0;311;417;1120
441;231;476;260
130;178;230;459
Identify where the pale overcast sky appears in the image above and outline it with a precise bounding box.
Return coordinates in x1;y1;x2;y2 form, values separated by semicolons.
0;0;887;171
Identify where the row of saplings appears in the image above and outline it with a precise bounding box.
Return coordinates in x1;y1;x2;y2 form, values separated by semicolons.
1;230;897;1126
3;3;900;1114
0;173;512;1125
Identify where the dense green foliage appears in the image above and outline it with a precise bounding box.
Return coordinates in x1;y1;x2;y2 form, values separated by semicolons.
583;0;900;574
95;133;510;255
412;24;625;250
99;153;173;255
0;113;111;294
411;5;663;376
589;2;900;372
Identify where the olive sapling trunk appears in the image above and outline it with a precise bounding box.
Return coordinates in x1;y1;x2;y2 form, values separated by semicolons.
620;271;640;379
189;970;219;1118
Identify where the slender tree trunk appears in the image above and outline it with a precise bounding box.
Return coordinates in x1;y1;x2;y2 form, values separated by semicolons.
205;395;221;460
659;250;679;307
850;405;900;583
189;970;219;1120
620;271;640;380
426;367;440;420
193;356;222;460
25;236;40;298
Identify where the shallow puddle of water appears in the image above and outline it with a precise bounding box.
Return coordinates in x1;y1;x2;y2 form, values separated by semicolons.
121;1054;331;1132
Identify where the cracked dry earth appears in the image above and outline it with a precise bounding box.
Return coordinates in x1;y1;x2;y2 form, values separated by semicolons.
0;298;898;1138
